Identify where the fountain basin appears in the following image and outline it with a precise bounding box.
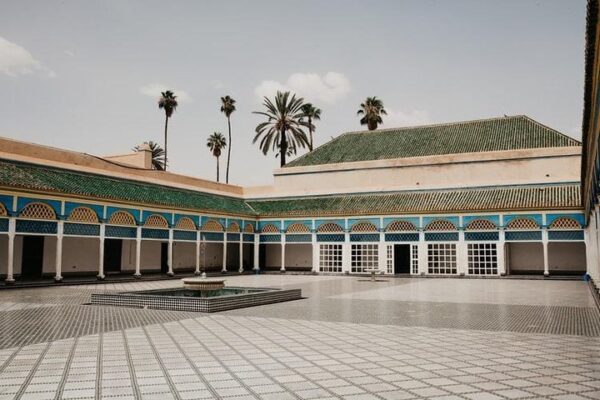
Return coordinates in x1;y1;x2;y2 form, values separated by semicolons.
182;278;225;291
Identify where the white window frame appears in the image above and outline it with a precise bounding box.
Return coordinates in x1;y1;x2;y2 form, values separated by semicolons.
467;243;498;275
351;243;379;273
319;244;342;273
427;243;457;274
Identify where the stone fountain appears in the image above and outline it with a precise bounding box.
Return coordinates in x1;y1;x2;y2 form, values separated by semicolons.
181;277;225;295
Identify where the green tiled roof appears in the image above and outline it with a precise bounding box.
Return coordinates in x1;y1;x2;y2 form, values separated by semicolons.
247;184;581;217
286;116;581;167
0;159;254;216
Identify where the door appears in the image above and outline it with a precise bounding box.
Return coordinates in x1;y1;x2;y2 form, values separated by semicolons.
394;244;411;274
103;239;122;273
259;244;267;270
161;242;169;273
21;236;44;279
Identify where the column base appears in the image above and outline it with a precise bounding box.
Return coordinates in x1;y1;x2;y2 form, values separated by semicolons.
133;273;142;279
97;274;105;280
280;269;286;273
4;278;15;285
221;270;228;274
238;268;244;274
166;272;175;277
54;276;63;283
544;271;550;277
201;272;207;278
194;270;202;276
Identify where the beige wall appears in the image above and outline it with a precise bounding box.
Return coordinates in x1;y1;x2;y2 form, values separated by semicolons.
507;243;544;272
548;242;586;272
62;237;99;273
285;244;312;268
173;242;195;269
140;241;162;270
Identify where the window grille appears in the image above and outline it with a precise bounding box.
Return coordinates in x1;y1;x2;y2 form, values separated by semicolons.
350;233;380;242
144;214;169;228
64;223;100;236
105;226;136;238
0;203;8;217
506;218;539;230
350;222;378;232
411;245;419;274
549;217;581;230
108;211;136;226
175;217;196;231
425;220;456;231
142;228;169;239
259;234;281;243
286;223;310;233
505;231;542;241
227;233;240;242
317;223;344;233
316;234;345;242
202;232;224;241
244;223;255;233
386;220;417;231
16;220;57;234
425;232;459;241
351;244;379;273
227;222;241;232
19;203;56;220
68;207;98;223
465;232;499;241
202;220;224;232
386;245;394;274
261;223;280;233
427;243;457;274
385;233;419;242
243;233;255;242
285;234;312;243
468;243;498;275
0;218;8;232
548;230;584;241
319;244;342;273
465;219;497;231
174;230;196;241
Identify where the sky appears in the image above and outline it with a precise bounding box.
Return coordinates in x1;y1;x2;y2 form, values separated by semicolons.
0;0;588;186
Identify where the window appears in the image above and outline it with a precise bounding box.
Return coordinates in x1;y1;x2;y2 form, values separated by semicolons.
468;243;498;275
411;245;419;274
351;244;379;273
427;243;456;274
386;245;393;274
319;244;342;273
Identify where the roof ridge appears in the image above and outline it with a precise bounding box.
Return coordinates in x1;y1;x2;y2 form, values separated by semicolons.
519;115;581;145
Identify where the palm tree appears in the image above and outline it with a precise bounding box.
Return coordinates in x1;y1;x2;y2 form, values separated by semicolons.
253;91;309;167
158;90;178;170
300;103;321;151
220;95;236;183
132;141;165;170
357;96;387;131
206;132;227;182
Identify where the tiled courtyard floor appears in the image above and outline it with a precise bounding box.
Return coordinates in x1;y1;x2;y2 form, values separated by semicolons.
0;275;598;399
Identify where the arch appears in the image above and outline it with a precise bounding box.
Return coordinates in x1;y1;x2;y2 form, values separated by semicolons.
260;223;280;233
317;222;344;233
286;223;310;233
201;220;224;232
0;203;7;217
19;202;56;220
465;219;497;231
549;217;582;230
385;220;417;232
175;217;196;231
425;220;457;231
144;214;169;228
506;217;539;230
244;223;255;233
227;222;241;232
67;207;99;223
350;221;378;232
108;210;136;226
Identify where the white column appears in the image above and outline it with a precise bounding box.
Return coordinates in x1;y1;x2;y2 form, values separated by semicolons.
311;232;319;273
222;233;228;273
542;229;549;276
238;239;243;273
280;235;286;272
167;229;174;276
6;218;15;284
342;232;351;274
253;235;259;271
195;232;201;275
497;229;506;275
418;230;428;275
134;226;141;278
54;220;64;282
457;230;468;276
97;224;105;280
378;231;386;273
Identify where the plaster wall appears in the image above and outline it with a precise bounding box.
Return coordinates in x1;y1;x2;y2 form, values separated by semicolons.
203;243;223;271
173;242;195;269
284;244;312;268
507;243;544;272
140;241;162;270
62;237;99;273
548;242;587;272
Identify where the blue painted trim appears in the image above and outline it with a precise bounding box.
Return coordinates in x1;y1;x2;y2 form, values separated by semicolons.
285;234;312;243
16;220;58;234
505;231;542;241
17;197;61;217
106;207;140;224
64;223;100;236
350;233;380;242
503;214;542;227
548;231;584;241
201;232;224;242
141;210;173;226
382;217;420;230
348;218;380;231
464;232;499;241
462;215;500;228
424;232;459;241
283;219;312;231
227;219;243;231
315;219;345;231
174;230;196;241
243;233;255;243
227;233;240;242
258;220;282;231
201;216;226;229
316;234;345;242
0;218;9;232
105;226;136;238
423;216;459;229
385;233;419;242
174;214;200;229
260;234;281;243
64;202;103;221
142;228;169;240
0;195;14;214
545;213;585;227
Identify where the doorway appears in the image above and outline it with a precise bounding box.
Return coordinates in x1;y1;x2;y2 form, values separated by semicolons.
21;236;44;279
161;242;168;273
394;244;411;274
103;239;122;273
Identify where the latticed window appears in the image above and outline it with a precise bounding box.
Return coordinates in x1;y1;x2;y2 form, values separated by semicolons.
317;223;344;233
144;214;169;228
19;203;56;220
386;245;394;274
466;219;497;231
287;223;310;233
319;244;342;273
506;218;539;230
0;203;7;217
427;243;457;274
227;222;241;232
468;243;498;275
549;217;581;230
425;220;456;231
386;220;417;232
175;217;196;230
244;223;255;233
350;222;378;232
411;245;419;274
67;207;98;223
202;220;224;231
351;244;379;273
108;211;136;226
260;223;280;233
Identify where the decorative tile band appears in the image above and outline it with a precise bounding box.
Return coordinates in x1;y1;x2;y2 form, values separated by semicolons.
243;234;255;243
260;234;281;243
285;234;312;243
105;225;136;238
548;230;584;241
16;220;57;234
0;218;8;232
141;228;169;240
227;233;240;242
385;233;419;242
64;223;100;236
505;231;542;241
465;232;499;241
350;233;380;242
201;232;224;242
174;230;196;241
316;234;345;242
425;232;459;242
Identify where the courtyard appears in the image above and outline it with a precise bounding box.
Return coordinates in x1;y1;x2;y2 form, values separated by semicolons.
0;275;597;399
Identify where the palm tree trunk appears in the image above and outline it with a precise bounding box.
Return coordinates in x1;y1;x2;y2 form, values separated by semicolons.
308;116;313;152
280;127;287;167
216;156;220;182
226;117;231;183
164;115;169;171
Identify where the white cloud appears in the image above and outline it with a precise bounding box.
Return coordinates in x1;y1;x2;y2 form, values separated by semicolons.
0;36;53;77
383;108;431;128
139;83;192;102
255;72;350;104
